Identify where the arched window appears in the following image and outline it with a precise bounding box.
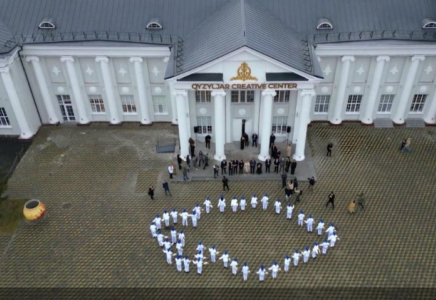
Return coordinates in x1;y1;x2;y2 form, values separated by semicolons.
39;18;55;29
146;19;163;30
422;18;436;29
317;18;333;30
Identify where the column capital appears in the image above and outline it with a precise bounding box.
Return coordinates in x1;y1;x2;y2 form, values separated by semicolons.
163;57;170;63
211;90;226;97
173;90;187;98
60;56;74;63
411;55;425;62
26;56;39;63
129;57;143;63
95;56;109;63
0;67;10;73
341;56;355;62
261;89;277;97
376;56;390;62
300;89;316;97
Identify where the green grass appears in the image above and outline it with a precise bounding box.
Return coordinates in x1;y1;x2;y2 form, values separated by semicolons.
0;199;28;233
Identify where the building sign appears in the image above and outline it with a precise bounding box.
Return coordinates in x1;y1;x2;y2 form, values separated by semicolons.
191;83;298;90
230;62;258;81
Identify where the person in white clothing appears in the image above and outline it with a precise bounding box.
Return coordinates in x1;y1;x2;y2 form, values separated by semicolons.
170;227;177;243
150;222;157;238
193;257;208;275
178;230;185;247
181;209;189;227
182;255;191;273
170;208;178;225
168;164;174;179
163;238;172;250
298;210;305;226
305;214;314;232
284;255;291;272
302;247;310;263
175;255;183;272
230;258;238;275
231;196;238;212
193;203;202;219
286;203;294;220
154;214;163;230
274;199;282;214
163;247;175;265
268;261;281;279
242;262;250;281
251;193;258;208
209;245;219;263
320;239;330;254
163;210;170;227
312;242;320;259
257;265;268;282
219;250;230;268
176;239;183;256
156;230;164;247
196;241;205;253
195;250;206;261
316;219;325;236
189;210;198;228
326;223;336;237
203;197;213;214
328;231;340;247
218;196;226;213
261;193;269;210
240;197;247;211
292;250;302;266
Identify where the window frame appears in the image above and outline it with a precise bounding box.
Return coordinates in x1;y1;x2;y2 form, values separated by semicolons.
88;94;106;114
273;90;291;103
314;95;330;114
231;90;255;103
378;94;395;114
196;116;212;134
195;91;211;103
120;95;137;115
271;116;288;135
152;95;168;115
345;95;362;114
409;94;427;114
0;107;11;127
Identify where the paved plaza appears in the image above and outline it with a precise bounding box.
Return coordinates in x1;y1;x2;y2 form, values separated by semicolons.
0;123;436;295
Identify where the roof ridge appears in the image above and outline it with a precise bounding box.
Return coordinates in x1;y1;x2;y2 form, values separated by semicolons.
241;0;247;44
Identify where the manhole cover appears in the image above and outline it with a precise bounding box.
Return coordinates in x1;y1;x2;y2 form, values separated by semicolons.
62;203;71;209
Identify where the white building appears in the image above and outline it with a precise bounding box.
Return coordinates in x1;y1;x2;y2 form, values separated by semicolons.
0;0;436;161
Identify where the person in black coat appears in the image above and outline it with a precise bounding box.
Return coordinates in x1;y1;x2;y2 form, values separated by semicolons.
290;159;297;175
265;158;271;173
239;160;244;174
221;159;227;175
190;145;195;157
281;172;287;188
274;158;279;173
256;162;262;174
249;158;256;174
269;133;276;148
205;135;211;149
326;191;335;209
244;133;249;147
177;154;182;170
285;158;291;173
252;133;258;147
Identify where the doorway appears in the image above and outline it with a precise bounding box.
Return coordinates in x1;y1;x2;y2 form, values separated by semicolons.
232;118;252;141
57;95;76;122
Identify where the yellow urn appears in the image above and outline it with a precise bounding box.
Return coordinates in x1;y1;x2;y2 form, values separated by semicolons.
23;199;46;222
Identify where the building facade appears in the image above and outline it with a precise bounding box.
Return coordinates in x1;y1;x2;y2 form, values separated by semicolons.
0;0;436;161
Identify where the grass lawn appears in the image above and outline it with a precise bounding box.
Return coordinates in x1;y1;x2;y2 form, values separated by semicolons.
0;199;28;233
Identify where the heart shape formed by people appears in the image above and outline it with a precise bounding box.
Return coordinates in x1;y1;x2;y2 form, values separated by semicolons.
150;193;340;282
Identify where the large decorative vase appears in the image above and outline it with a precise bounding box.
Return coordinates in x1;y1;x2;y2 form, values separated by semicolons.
23;199;46;224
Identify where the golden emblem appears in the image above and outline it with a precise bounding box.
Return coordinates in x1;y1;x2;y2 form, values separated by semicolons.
230;62;258;81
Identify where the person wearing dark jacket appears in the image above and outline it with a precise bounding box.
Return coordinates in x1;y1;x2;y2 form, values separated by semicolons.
239;160;244;174
205;135;211;149
222;176;230;191
177;154;182;170
285;158;291;173
274;158;279;173
148;185;155;200
281;172;287;188
250;158;256;174
252;133;258;147
221;160;227;175
265;158;271;173
290;160;297;175
326;191;335;209
163;181;172;196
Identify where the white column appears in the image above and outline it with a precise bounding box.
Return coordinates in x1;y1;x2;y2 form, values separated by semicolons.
225;90;232;143
60;56;89;124
95;56;121;124
293;90;315;161
169;83;178;125
392;55;425;124
258;89;276;161
174;90;189;158
253;90;261;137
129;57;151;125
212;90;226;161
331;56;355;124
184;95;191;136
0;67;33;139
26;56;59;124
424;91;436;124
361;56;390;124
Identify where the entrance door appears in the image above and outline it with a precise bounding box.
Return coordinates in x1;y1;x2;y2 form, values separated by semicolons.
232;119;252;141
57;95;76;122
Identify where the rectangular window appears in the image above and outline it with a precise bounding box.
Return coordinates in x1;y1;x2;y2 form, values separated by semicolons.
0;107;10;126
273;90;290;103
197;116;212;134
314;95;330;114
120;95;137;114
231;90;255;103
410;94;427;113
271;117;287;134
89;95;105;113
346;95;362;113
195;91;211;103
153;96;167;114
378;95;395;113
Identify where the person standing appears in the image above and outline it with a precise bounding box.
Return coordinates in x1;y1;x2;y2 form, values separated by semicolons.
239;160;244;174
286;144;292;158
199;151;205;167
256;265;268;282
221;159;227;175
327;142;333;157
265;158;271;173
268;262;281;279
233;160;238;175
222;176;230;191
175;255;183;272
193;257;208;275
203;197;213;213
242;262;250;281
231;196;238;212
203;154;209;170
285;158;291;173
312;242;320;259
244;160;250;173
256;162;263;174
326;191;335;209
244;133;249;147
183;255;191;273
261;193;269;210
168;164;174;179
205;134;211;149
290;159;297;175
326;223;336;238
286;202;294;220
163;210;171;228
193;155;199;170
163;181;172;196
182;166;189;181
219;251;230;268
320;239;330;255
178;230;186;247
402;137;411;153
307;176;316;191
316;219;325;236
181;209;189;227
328;232;340;248
250;158;256;174
284;255;291;272
251;193;258;208
218;196;226;213
230;258;238;275
228;160;233;176
213;164;219;178
148;185;155;200
291;250;302;267
209;245;219;263
302;247;310;264
162;247;175;265
294;187;301;204
298;210;305;226
279;157;285;173
252;133;258;147
171;208;178;225
305;214;314;232
274;158;279;173
186;155;191;172
240;196;247;211
348;200;356;214
269;133;276;148
281;172;287;188
150;222;157;238
357;192;366;210
190;144;195;158
177;154;182;170
274;199;282;214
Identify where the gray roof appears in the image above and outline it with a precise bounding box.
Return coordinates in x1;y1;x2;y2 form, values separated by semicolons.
0;18;13;54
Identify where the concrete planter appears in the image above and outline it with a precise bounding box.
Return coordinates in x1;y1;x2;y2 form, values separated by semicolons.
23;199;46;224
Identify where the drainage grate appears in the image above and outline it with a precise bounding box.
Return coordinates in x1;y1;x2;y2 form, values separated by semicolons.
374;119;393;128
406;118;425;128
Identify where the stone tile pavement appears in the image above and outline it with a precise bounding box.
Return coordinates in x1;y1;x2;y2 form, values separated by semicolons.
0;123;435;295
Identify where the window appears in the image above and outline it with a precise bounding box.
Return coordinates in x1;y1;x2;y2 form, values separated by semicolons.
378;95;395;113
0;107;10;126
153;95;167;114
316;18;333;30
146;19;163;30
274;90;290;103
424;22;436;28
38;18;55;29
89;95;105;113
422;18;436;29
272;117;288;134
410;94;427;113
346;95;362;113
197;117;212;134
231;90;254;103
314;95;330;113
195;91;211;103
120;95;137;114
